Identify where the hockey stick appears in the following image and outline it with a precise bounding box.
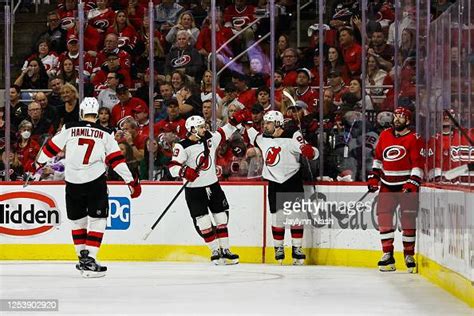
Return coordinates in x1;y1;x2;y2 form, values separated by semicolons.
442;110;474;180
356;191;371;203
142;181;190;240
142;145;209;240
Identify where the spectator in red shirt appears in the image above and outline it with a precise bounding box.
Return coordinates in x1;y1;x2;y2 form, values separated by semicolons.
132;103;152;138
295;68;319;114
15;120;40;173
105;10;138;54
154;98;187;139
281;48;300;87
231;71;256;110
339;27;362;77
92;52;132;90
111;84;146;127
115;117;145;162
93;33;131;74
224;0;256;49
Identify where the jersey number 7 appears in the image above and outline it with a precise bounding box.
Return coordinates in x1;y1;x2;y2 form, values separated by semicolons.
78;138;95;164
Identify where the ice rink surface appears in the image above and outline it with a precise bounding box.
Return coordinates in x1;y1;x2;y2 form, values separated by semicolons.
1;261;472;315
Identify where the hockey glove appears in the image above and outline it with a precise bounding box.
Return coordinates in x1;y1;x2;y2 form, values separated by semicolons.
367;171;380;193
402;176;421;193
229;110;252;126
300;144;316;160
31;161;45;174
127;177;142;199
180;166;199;182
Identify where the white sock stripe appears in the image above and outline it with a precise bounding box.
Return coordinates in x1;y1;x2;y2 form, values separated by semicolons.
71;216;88;230
402;235;416;242
213;212;228;226
380;231;395;239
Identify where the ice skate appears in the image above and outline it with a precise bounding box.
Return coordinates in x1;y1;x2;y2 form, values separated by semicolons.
405;255;416;273
274;246;284;264
211;249;223;265
79;250;107;278
292;246;305;265
378;252;396;272
221;248;239;265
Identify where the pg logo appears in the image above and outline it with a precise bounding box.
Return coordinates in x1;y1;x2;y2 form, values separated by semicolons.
107;197;130;230
265;147;282;167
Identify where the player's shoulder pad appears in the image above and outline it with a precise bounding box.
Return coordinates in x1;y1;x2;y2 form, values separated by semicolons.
64;121;114;134
281;125;300;139
179;138;196;149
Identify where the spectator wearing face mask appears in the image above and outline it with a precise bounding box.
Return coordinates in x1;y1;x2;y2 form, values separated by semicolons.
16;120;40;173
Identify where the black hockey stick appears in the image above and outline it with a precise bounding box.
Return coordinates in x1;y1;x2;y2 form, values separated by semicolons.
442;110;474;180
356;191;371;203
143;143;209;240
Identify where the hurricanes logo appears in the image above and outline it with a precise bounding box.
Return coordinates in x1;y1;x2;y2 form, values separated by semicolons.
93;19;110;30
172;55;191;68
232;17;249;28
450;146;474;162
118;36;130;48
265;147;281;166
196;152;211;171
383;145;406;161
61;17;75;29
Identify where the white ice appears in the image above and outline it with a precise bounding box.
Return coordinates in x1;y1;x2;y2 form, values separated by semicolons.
0;262;472;315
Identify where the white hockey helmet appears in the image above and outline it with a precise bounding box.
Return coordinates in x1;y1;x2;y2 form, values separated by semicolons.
80;97;100;119
185;115;206;133
263;110;284;127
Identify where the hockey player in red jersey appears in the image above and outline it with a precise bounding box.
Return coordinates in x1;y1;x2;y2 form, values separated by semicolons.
367;107;425;273
36;97;141;278
427;109;474;182
168;114;248;264
244;110;319;265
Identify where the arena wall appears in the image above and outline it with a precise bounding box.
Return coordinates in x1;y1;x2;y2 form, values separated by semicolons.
0;182;472;306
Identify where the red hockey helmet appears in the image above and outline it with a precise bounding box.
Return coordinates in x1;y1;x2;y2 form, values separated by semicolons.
393;107;412;119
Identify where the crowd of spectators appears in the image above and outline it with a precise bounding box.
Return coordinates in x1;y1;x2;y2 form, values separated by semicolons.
1;0;457;182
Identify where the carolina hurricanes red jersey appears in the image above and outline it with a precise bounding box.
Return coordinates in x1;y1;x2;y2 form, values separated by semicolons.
154;118;187;139
94;49;131;73
88;8;116;33
427;128;474;180
295;87;319;113
57;51;96;76
223;4;256;29
373;128;425;186
105;26;138;51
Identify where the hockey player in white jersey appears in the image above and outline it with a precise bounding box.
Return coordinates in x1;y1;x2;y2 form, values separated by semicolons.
35;97;142;278
244;110;319;264
168;114;247;264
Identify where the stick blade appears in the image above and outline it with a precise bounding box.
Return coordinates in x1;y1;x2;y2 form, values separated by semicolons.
444;164;469;180
142;229;153;241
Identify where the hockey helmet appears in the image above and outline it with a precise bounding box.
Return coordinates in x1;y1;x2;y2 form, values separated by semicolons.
185;115;206;133
263;110;284;127
80;97;100;119
377;111;394;128
393;106;412;119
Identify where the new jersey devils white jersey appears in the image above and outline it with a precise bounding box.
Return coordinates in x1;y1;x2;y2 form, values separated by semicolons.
169;124;236;188
37;121;133;184
246;127;319;183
